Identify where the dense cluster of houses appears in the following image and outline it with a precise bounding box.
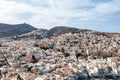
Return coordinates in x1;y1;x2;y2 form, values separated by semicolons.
0;31;120;80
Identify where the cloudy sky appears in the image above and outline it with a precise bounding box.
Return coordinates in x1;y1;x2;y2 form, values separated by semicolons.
0;0;120;32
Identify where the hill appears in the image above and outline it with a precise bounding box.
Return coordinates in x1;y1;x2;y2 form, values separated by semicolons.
0;23;37;38
48;26;79;36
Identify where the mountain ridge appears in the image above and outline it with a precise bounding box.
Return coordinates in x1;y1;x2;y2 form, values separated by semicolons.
0;23;120;39
0;23;37;38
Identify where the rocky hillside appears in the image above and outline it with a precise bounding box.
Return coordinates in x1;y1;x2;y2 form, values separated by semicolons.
0;23;37;38
48;26;79;36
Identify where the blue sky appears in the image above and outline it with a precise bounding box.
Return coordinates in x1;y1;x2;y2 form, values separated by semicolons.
0;0;120;32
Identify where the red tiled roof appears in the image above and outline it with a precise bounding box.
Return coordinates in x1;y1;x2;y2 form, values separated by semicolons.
25;55;32;60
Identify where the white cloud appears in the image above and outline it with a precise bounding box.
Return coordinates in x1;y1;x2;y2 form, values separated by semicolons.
0;0;120;29
0;0;34;23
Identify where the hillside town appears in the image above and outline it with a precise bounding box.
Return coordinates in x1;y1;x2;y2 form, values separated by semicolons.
0;30;120;80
